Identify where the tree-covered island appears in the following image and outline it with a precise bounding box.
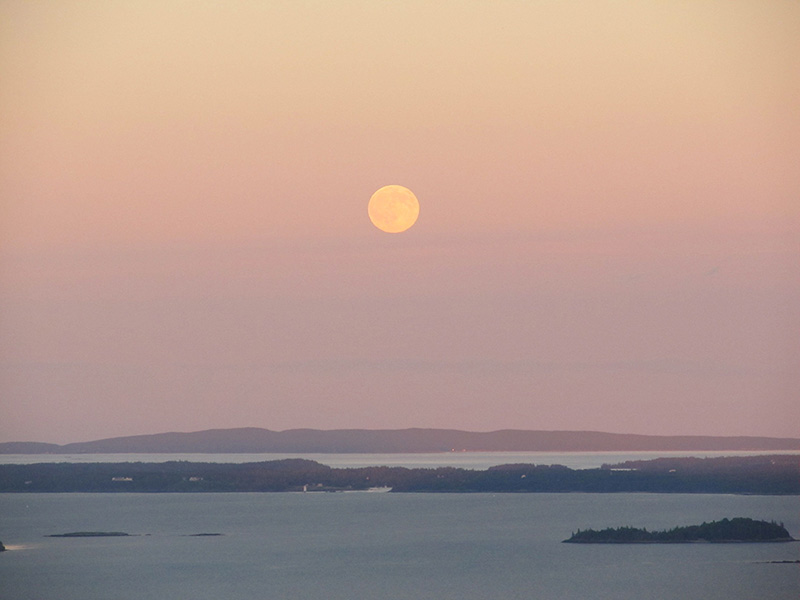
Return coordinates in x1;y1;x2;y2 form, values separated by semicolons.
563;518;796;543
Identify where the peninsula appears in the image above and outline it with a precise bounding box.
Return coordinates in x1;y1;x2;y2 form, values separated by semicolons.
563;518;796;543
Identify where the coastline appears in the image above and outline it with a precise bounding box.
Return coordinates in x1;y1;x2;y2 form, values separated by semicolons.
1;455;797;494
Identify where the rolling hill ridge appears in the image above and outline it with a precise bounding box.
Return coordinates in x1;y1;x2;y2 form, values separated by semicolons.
2;428;799;454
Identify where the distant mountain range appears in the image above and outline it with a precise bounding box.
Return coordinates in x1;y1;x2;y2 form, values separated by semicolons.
2;428;799;454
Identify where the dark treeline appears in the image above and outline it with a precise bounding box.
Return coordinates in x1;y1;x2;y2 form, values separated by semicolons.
563;517;796;543
0;455;797;494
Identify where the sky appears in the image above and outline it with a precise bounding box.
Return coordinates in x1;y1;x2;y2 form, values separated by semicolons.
1;1;798;444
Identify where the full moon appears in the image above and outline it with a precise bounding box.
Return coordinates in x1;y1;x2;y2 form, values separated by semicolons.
368;185;420;233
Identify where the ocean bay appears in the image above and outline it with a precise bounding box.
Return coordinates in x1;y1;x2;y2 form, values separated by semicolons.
1;492;798;600
3;450;797;469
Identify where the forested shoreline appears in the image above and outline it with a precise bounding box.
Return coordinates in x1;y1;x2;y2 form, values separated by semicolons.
0;455;797;494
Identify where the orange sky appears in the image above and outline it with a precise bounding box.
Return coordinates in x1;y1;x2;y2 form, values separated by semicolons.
1;1;798;443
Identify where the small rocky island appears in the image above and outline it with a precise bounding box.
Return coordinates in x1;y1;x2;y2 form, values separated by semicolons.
564;518;796;544
0;539;5;551
47;532;130;538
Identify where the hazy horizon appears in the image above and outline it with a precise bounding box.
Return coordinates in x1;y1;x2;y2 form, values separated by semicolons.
2;1;798;445
7;425;800;449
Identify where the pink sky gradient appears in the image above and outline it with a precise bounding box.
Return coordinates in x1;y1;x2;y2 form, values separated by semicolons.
1;1;798;443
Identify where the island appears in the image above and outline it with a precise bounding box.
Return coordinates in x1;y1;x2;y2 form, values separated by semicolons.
47;532;130;538
0;540;5;551
563;518;797;544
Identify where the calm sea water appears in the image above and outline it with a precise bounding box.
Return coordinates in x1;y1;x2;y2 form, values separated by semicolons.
2;450;797;469
1;492;798;600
